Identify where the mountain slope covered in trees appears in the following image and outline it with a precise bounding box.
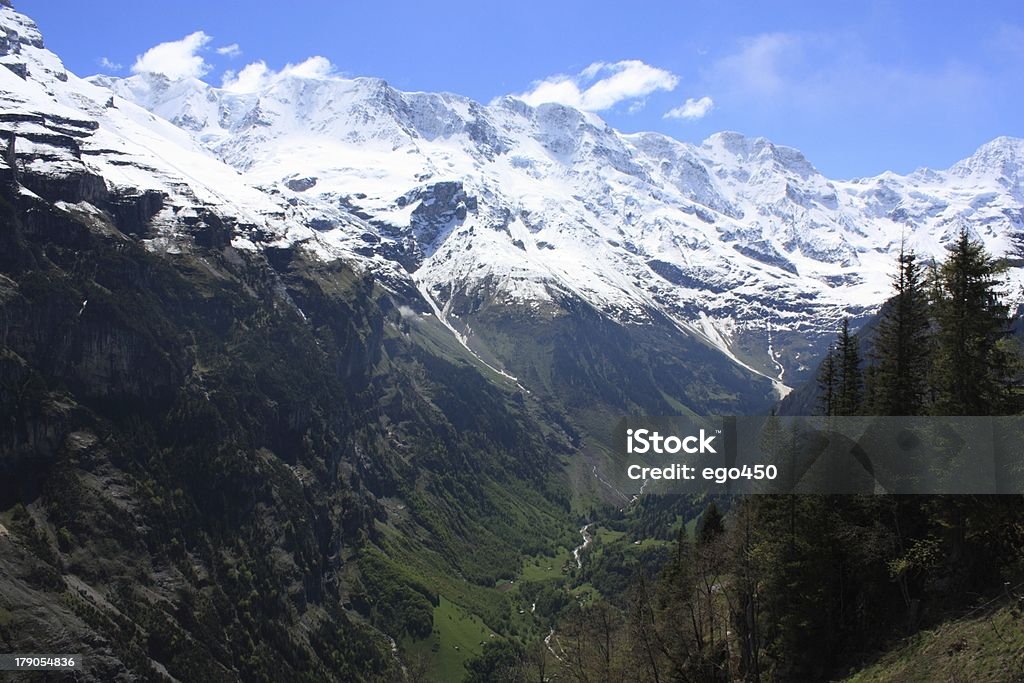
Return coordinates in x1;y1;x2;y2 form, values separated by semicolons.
0;148;591;680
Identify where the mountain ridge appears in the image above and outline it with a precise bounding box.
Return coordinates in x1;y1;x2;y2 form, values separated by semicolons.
4;1;1024;397
92;64;1024;390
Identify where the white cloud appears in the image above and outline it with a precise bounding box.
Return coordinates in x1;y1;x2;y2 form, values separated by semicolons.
711;33;800;98
221;62;269;93
97;56;122;71
665;96;714;120
283;56;334;79
216;43;242;58
702;32;986;117
627;99;647;115
222;56;336;93
132;31;212;80
514;60;678;112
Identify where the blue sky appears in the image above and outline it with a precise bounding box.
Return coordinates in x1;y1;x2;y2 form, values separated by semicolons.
18;0;1024;178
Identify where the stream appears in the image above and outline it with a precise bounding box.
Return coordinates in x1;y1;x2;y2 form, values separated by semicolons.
572;523;593;569
545;524;595;663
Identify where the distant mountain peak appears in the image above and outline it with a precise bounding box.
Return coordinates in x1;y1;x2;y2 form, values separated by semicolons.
88;55;1024;386
4;1;1022;391
951;136;1024;173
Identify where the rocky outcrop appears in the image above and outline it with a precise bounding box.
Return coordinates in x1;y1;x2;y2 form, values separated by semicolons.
403;180;477;248
0;110;108;205
104;188;164;236
284;175;317;192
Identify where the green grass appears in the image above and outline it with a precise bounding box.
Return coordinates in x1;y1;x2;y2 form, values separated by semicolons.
684;515;699;539
592;524;675;551
376;525;508;628
844;606;1024;682
405;312;522;391
404;595;493;683
657;389;698;417
632;536;668;551
520;547;573;583
594;526;626;544
570;582;602;605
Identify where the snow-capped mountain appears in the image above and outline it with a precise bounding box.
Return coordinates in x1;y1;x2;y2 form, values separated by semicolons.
4;2;1022;396
91;67;1024;390
0;4;417;284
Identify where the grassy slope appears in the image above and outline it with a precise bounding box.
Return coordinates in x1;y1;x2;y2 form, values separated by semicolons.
844;606;1024;682
403;596;493;683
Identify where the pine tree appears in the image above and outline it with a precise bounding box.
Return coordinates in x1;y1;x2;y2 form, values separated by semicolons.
931;228;1014;415
695;500;724;545
817;344;838;416
834;318;863;416
869;245;931;416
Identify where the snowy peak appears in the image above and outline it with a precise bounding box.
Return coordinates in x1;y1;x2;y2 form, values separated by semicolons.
88;73;226;134
949;136;1024;198
94;71;505;155
0;3;421;291
90;58;1024;389
6;1;1023;392
702;131;820;179
1;3;46;55
0;4;67;85
952;136;1024;173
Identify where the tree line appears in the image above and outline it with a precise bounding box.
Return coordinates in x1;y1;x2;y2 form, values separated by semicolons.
819;227;1020;417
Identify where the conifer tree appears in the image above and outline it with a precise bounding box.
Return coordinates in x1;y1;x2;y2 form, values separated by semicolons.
695;500;724;545
869;245;931;416
931;228;1013;415
835;318;863;416
817;344;838;416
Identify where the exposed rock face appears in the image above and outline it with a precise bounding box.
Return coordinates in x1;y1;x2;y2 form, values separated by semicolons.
284;175;317;192
0;10;42;55
0;109;104;202
104;188;165;236
407;180;477;249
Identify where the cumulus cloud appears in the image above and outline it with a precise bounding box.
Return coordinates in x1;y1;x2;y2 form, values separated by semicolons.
221;62;270;93
283;56;335;79
222;56;336;93
665;95;714;120
132;31;212;79
514;60;678;112
216;43;242;58
97;56;122;71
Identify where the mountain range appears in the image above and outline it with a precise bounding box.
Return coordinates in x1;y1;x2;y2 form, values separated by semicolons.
2;3;1024;678
94;67;1024;394
4;1;1023;403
